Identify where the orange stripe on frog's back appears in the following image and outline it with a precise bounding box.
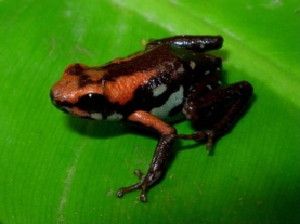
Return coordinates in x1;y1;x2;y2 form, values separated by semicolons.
104;69;157;105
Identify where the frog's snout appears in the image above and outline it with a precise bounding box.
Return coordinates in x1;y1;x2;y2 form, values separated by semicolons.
50;83;63;108
50;88;68;114
50;82;72;113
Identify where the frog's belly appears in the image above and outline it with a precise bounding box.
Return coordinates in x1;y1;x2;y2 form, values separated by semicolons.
150;85;184;119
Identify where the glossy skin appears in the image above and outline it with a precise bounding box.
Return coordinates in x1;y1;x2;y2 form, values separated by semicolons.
50;36;253;202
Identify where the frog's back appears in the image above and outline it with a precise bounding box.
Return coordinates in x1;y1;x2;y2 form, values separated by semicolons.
101;45;184;82
100;46;187;117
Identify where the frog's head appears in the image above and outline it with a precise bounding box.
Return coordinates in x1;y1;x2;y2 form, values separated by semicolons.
50;63;112;119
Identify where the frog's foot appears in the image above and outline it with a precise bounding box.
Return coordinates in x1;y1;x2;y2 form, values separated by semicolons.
178;130;215;150
116;169;153;202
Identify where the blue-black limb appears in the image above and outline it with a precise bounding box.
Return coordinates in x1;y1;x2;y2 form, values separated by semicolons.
117;134;176;202
146;35;223;52
179;81;253;149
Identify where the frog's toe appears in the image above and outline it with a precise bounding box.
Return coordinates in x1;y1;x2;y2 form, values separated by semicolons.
116;182;142;198
177;130;216;151
133;169;144;179
203;130;215;150
139;187;147;202
116;181;149;202
116;169;150;202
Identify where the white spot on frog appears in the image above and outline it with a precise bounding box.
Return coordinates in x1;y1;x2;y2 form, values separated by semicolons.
91;113;103;120
153;84;167;97
190;61;196;70
206;84;212;91
151;85;184;118
177;65;184;74
107;113;123;120
204;70;210;75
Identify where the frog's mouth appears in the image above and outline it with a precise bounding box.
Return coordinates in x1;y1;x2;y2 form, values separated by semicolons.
50;90;71;112
50;91;108;119
50;90;83;115
67;106;90;117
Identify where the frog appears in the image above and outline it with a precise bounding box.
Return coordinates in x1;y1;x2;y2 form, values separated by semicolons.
50;35;253;202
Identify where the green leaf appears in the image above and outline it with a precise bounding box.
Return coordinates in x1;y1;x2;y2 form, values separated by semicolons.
1;0;299;223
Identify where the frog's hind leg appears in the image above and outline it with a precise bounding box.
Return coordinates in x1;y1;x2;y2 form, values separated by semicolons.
179;81;253;150
146;35;223;52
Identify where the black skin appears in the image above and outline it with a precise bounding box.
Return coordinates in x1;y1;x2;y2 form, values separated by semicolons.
117;133;176;202
116;36;253;202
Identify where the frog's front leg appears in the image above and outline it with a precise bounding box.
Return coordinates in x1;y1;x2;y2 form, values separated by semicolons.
180;81;253;149
117;110;176;202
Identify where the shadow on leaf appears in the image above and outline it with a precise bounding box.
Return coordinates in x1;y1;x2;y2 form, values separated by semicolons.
66;116;130;139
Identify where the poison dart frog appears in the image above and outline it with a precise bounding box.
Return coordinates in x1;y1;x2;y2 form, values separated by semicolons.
50;36;253;202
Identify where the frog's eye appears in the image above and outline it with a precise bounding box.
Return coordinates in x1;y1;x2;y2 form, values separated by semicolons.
76;93;107;112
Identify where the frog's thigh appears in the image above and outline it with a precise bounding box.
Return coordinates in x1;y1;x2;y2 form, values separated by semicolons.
183;81;253;132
